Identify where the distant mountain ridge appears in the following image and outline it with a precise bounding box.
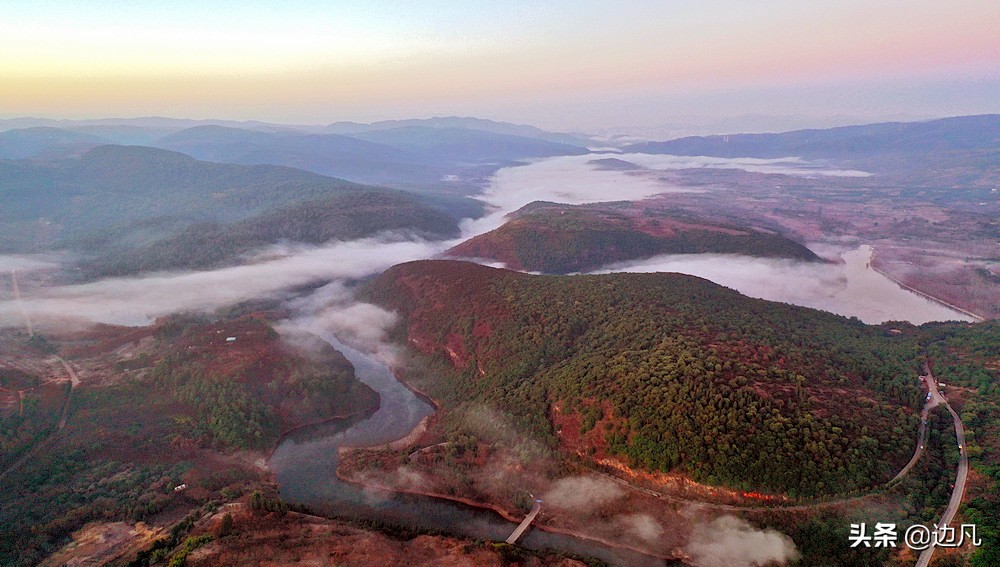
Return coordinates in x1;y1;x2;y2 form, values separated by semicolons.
624;114;1000;158
0;127;108;160
0;118;591;190
326;115;593;146
0;145;460;265
151;123;587;189
152;125;437;187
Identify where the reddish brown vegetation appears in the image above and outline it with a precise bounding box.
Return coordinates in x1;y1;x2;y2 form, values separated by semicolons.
185;505;585;567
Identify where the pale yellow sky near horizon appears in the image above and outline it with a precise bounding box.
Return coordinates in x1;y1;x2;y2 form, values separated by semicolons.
2;1;998;131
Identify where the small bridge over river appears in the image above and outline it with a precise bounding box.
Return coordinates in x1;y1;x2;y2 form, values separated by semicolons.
506;498;542;544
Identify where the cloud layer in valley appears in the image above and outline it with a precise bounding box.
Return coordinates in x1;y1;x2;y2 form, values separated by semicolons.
0;254;62;273
0;235;449;328
461;152;869;239
622;153;872;177
460;154;699;237
277;280;403;367
592;245;973;324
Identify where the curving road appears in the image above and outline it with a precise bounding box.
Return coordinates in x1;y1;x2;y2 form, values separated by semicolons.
891;374;943;483
0;357;79;483
915;367;969;567
56;357;80;430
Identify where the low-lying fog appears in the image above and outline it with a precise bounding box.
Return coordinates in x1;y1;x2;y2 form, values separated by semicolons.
468;154;964;325
460;153;701;237
461;152;868;237
0;153;964;330
620;153;872;178
0;236;450;328
592;245;974;325
0;254;62;272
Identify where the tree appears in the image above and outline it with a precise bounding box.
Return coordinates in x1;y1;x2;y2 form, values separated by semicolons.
214;513;234;538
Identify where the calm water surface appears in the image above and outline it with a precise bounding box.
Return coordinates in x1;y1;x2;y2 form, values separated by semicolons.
270;333;673;567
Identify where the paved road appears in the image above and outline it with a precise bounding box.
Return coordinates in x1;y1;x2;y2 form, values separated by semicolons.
56;357;80;430
892;375;942;483
506;499;542;544
916;368;969;567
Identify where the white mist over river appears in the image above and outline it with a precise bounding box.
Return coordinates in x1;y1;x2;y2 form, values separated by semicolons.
461;152;870;239
593;245;973;325
471;154;970;325
0;152;971;328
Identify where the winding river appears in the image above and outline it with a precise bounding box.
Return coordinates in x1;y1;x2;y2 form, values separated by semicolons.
269;332;673;567
267;154;973;566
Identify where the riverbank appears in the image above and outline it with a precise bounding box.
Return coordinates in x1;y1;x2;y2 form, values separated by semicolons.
333;362;682;564
269;334;682;565
266;403;381;461
870;247;986;322
334;467;684;564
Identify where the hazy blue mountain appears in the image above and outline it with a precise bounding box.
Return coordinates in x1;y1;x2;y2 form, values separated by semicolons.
326;115;593;146
79;190;460;277
625;115;1000;158
349;125;590;163
66;124;181;145
153;125;446;187
154;124;589;189
1;145;457;256
0;116;314;133
0;127;109;160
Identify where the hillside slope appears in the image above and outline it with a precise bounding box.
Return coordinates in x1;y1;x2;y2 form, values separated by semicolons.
365;260;923;498
154;125;441;187
2;145;369;233
0;145;460;266
447;203;821;272
77;191;460;277
0;127;108;160
0;315;378;566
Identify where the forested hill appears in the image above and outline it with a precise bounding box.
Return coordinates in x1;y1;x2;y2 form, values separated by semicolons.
365;260;924;497
2;145;366;236
153;125;440;188
447;203;821;273
0;145;461;266
0;127;107;160
78;190;460;277
623;114;1000;159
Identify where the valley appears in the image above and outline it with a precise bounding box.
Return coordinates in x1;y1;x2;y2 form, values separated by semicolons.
0;114;997;567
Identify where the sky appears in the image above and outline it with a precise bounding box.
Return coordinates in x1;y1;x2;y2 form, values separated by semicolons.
2;0;999;134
